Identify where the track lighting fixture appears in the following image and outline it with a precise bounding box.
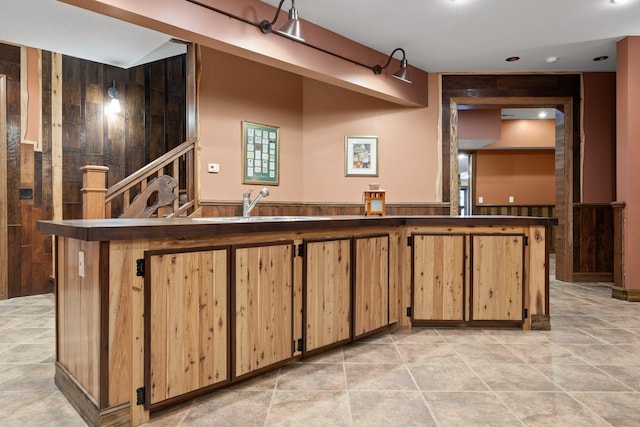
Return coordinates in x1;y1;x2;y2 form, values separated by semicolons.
186;0;412;84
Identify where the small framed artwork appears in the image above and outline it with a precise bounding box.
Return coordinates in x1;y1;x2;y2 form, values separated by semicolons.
242;121;279;185
345;136;378;177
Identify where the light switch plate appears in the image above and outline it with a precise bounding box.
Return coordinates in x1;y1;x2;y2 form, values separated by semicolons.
207;163;220;173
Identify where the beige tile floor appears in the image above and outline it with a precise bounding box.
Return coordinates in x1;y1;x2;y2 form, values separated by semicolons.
2;258;640;426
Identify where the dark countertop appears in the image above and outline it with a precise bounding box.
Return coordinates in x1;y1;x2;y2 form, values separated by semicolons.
36;215;558;242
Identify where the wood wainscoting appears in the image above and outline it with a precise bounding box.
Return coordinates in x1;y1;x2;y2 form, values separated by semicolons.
572;203;614;282
474;203;614;282
198;202;450;217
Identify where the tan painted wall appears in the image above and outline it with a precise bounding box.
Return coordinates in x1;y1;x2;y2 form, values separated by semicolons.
617;36;640;290
583;72;616;203
475;150;555;205
458;109;501;140
486;119;555;148
301;76;440;203
198;48;304;202
199;47;440;203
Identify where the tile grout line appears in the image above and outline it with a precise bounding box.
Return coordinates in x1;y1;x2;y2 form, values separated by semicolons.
393;334;440;426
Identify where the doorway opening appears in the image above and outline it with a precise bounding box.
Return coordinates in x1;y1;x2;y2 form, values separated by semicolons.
457;107;557;216
448;96;574;280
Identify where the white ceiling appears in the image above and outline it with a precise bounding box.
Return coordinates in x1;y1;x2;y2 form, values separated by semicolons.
0;0;186;68
263;0;640;73
0;0;638;71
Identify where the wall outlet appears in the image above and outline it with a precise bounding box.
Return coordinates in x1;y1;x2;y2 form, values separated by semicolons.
508;196;514;203
207;163;220;173
78;251;85;278
478;196;483;204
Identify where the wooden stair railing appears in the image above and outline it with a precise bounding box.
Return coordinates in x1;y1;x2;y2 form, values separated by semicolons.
81;138;198;219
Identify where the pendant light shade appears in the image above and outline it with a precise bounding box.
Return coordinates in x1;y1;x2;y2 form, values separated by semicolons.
392;58;411;83
277;2;304;42
259;0;304;42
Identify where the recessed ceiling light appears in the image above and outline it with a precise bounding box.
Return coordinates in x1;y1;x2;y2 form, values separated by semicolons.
545;56;559;64
610;0;629;4
593;55;609;61
538;111;547;118
505;56;520;62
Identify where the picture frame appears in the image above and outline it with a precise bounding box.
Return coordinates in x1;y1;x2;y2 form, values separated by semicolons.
345;136;378;177
241;121;280;185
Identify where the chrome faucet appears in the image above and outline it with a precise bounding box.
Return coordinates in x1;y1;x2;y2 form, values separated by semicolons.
242;187;269;217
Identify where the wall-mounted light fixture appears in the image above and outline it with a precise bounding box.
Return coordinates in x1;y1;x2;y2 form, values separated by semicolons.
373;48;412;83
186;0;412;84
107;80;121;115
260;0;304;42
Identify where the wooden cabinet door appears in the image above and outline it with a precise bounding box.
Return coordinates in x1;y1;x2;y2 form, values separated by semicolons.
233;242;294;378
412;234;465;323
354;235;389;338
147;248;229;407
303;238;351;353
471;234;524;322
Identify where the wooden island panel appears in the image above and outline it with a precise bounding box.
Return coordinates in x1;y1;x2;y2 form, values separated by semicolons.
107;241;135;407
147;248;228;406
56;237;102;400
527;225;550;329
412;234;465;323
303;238;351;353
233;242;294;378
471;234;524;323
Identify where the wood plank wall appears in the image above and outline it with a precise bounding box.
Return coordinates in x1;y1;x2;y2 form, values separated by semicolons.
1;41;187;298
1;43;53;297
61;55;187;220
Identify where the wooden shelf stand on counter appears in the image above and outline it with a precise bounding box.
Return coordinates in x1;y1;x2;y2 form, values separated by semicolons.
37;215;555;426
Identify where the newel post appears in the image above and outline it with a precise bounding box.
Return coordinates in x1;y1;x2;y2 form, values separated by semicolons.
81;165;109;219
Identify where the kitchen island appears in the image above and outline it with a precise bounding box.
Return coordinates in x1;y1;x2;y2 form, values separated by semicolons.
37;215;555;426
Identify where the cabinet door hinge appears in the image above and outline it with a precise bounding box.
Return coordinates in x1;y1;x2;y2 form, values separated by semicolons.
297;338;303;352
296;243;304;257
407;236;413;247
524;236;529;246
136;259;145;277
523;308;529;319
136;387;145;405
406;307;412;317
